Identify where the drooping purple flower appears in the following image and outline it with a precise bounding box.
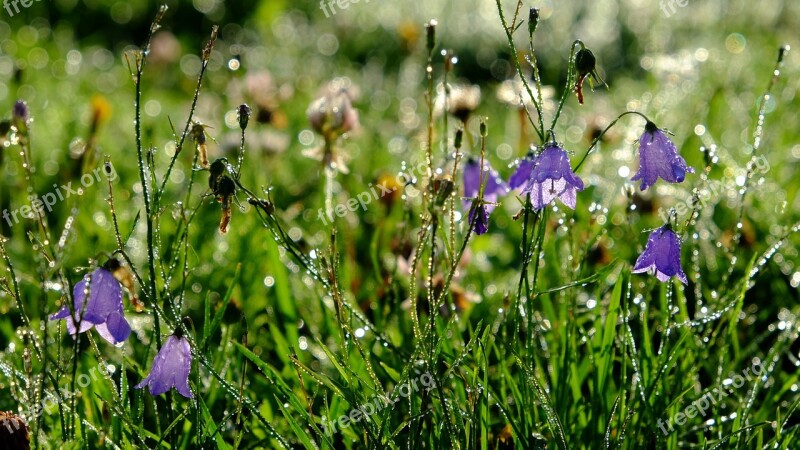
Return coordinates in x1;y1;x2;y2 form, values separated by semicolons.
522;144;584;210
50;268;131;345
136;332;194;398
632;224;688;284
508;152;536;190
631;121;694;190
463;158;509;234
468;204;490;235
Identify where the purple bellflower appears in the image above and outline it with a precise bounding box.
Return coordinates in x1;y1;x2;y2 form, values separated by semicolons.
631;121;694;190
50;267;131;345
136;331;194;398
463;158;509;235
521;144;584;210
471;204;490;235
632;224;688;284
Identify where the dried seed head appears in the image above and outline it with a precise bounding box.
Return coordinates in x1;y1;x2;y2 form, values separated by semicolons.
439;84;481;123
219;204;232;234
216;176;236;198
190;123;207;145
306;91;359;140
216;176;235;234
247;197;274;214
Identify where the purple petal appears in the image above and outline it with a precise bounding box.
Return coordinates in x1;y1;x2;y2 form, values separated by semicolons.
50;305;72;320
463;159;508;210
508;157;535;189
463;159;482;206
559;186;578;209
483;169;509;200
655;270;672;282
95;311;131;345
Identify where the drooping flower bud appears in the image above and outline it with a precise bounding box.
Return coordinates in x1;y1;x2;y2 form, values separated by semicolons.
575;48;596;77
208;158;228;193
573;48;604;105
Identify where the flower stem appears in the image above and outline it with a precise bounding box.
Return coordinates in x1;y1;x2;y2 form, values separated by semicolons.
573;110;650;172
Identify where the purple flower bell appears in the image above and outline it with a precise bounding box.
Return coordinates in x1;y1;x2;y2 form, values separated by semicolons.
631;121;694;190
50;267;131;345
469;204;490;235
632;224;688;284
463;158;509;235
136;331;194;398
522;144;584;210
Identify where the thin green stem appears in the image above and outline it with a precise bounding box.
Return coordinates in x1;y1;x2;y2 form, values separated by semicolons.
549;40;583;132
157;26;218;206
495;0;545;142
573;110;650;172
132;6;168;347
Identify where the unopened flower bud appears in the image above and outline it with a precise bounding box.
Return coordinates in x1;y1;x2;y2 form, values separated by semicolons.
425;20;437;53
528;8;540;37
12;100;29;131
237;104;251;130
